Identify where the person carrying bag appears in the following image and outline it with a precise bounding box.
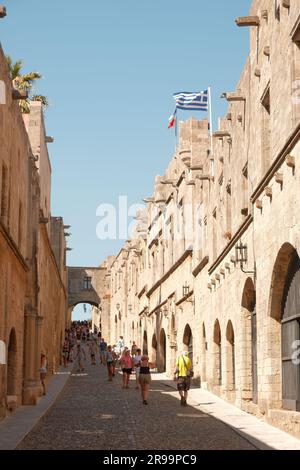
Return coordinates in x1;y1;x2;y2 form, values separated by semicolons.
174;351;193;406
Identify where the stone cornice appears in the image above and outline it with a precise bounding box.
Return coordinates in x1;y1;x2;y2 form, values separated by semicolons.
175;290;194;307
149;298;168;316
67;265;106;270
146;249;193;298
192;255;209;277
251;122;300;203
137;284;147;298
208;215;253;275
0;220;28;272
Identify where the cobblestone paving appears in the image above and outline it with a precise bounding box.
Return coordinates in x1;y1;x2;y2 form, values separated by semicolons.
17;347;256;450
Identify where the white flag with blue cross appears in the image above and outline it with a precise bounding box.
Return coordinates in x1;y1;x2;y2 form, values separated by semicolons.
173;90;209;111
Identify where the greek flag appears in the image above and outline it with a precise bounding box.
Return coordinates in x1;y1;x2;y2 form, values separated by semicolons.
173;90;209;111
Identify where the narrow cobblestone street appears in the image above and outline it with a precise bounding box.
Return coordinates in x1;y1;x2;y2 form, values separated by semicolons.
17;346;256;450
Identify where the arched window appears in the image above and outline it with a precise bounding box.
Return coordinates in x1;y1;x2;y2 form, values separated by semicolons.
183;324;193;362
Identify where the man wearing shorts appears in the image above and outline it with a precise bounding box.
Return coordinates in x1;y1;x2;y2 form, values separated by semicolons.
174;351;193;406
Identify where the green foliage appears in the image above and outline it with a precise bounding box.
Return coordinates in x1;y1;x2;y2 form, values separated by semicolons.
6;55;48;114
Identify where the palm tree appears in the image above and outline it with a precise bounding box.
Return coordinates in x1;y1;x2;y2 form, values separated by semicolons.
6;55;49;113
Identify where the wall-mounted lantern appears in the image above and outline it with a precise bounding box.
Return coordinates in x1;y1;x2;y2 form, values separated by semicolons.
182;282;189;297
162;305;168;318
235;240;256;278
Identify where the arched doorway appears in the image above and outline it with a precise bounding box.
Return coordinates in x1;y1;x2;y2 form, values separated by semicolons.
213;320;222;386
151;334;157;364
201;323;207;385
226;321;235;391
242;278;257;404
7;329;17;396
268;243;300;410
169;314;177;373
143;331;148;355
281;252;300;410
183;324;193;362
0;340;6;365
158;329;166;372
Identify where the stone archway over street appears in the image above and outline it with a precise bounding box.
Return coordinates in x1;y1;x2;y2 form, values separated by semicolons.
67;266;111;339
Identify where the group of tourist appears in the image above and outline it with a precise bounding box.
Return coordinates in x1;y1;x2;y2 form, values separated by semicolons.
40;323;194;406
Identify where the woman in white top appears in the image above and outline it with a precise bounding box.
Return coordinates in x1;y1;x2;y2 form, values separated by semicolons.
40;353;47;395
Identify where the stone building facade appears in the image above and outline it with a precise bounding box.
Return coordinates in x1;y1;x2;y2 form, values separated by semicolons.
109;0;300;438
0;39;67;419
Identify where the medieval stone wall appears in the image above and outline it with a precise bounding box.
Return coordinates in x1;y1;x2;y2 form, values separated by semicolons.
109;0;300;439
0;44;68;419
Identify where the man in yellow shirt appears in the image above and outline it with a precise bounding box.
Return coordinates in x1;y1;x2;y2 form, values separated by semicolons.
174;351;193;406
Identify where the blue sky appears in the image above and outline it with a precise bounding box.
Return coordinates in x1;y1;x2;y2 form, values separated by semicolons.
1;1;251;318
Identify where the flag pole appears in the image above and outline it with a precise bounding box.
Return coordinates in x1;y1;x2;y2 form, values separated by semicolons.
208;86;213;156
175;108;178;151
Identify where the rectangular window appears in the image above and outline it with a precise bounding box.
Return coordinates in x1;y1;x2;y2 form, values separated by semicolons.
212;209;217;261
18;201;23;247
275;0;280;21
1;164;9;222
241;164;249;217
83;276;92;290
226;181;232;238
261;85;271;173
194;203;203;259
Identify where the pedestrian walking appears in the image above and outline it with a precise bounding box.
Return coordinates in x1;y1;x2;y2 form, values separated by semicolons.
133;348;142;390
112;344;119;373
106;345;115;381
131;341;138;356
138;355;155;405
99;338;107;365
62;337;69;368
173;351;193;406
68;334;75;363
120;349;133;389
88;339;97;365
74;344;86;372
116;335;125;355
39;353;48;396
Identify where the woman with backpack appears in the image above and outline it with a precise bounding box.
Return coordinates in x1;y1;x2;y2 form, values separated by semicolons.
138;355;155;405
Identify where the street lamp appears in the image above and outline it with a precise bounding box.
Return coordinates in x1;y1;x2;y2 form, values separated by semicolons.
128;304;133;314
235;240;256;278
235;240;247;265
182;282;189;297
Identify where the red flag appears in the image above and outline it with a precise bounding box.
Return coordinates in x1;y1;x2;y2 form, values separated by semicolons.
168;109;177;129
